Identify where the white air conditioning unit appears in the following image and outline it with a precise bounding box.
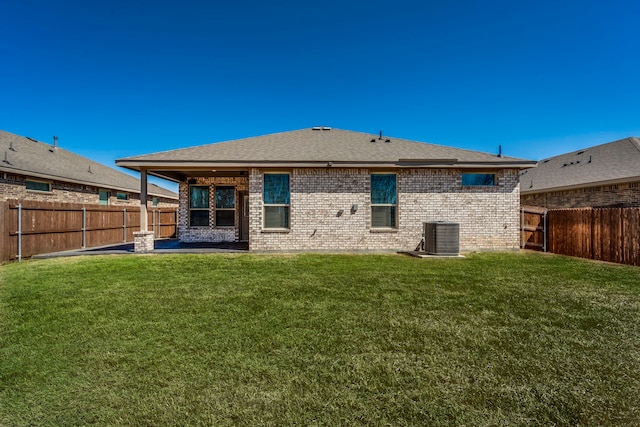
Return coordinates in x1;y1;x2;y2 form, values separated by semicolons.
424;222;459;255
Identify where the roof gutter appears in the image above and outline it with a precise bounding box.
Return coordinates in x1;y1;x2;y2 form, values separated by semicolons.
116;159;538;170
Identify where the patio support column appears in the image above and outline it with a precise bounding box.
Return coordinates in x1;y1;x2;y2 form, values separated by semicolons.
134;168;154;253
140;168;148;232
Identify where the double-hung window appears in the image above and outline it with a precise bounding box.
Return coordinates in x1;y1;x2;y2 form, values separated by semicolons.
215;186;235;227
371;173;397;228
190;185;210;227
263;173;290;228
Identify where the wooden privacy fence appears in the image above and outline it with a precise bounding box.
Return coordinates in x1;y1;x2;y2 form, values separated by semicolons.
0;200;178;262
547;208;640;266
521;207;640;266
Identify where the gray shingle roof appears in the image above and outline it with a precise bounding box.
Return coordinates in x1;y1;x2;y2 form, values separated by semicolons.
0;130;177;199
520;137;640;194
116;128;535;168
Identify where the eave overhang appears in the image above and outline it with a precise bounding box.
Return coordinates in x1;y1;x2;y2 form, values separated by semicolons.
520;175;640;196
116;159;538;172
0;164;178;200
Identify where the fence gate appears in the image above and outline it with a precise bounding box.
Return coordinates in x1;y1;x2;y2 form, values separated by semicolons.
520;207;547;251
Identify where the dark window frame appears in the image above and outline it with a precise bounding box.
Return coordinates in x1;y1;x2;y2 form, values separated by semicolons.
371;173;397;229
214;185;236;227
189;185;210;227
25;179;52;192
461;173;497;186
263;173;290;229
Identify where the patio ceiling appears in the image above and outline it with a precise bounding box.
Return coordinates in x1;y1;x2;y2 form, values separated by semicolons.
145;168;250;182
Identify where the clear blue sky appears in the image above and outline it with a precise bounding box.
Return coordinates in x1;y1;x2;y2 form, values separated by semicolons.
2;0;639;191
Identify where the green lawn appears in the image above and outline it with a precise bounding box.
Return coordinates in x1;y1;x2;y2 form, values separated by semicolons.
1;252;639;426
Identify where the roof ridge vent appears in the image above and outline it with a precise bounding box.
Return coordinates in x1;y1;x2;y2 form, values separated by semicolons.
312;126;322;130
321;126;331;130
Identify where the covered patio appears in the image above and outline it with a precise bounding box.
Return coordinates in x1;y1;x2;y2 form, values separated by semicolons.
116;166;251;253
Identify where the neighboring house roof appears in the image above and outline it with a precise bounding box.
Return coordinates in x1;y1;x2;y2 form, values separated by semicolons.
520;136;640;194
116;127;535;180
0;130;178;199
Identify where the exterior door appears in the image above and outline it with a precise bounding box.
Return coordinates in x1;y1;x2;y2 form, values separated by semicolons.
240;192;249;241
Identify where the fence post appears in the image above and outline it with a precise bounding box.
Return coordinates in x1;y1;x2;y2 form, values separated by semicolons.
157;209;161;238
123;208;127;242
520;207;524;249
82;207;86;248
0;202;5;263
17;203;22;262
543;210;548;252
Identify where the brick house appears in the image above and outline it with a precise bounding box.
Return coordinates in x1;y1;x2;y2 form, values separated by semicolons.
0;130;178;207
520;136;640;209
116;127;536;252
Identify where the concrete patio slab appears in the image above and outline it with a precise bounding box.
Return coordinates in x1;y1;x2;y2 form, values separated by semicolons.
32;239;249;259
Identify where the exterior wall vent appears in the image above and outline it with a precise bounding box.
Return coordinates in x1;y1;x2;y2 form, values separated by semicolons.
424;221;459;255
